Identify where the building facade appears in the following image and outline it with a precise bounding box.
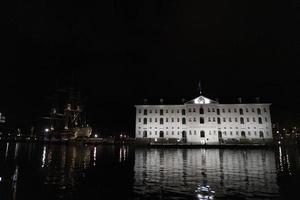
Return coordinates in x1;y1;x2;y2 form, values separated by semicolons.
135;96;272;144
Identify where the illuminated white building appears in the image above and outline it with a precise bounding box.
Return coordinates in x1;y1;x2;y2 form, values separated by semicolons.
135;95;273;144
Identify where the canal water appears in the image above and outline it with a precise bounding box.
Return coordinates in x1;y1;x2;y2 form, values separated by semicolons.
0;143;299;200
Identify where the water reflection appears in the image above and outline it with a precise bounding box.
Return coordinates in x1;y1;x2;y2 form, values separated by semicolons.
134;148;279;200
0;143;299;200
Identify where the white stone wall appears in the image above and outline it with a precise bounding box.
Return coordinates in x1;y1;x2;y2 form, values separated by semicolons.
135;102;272;144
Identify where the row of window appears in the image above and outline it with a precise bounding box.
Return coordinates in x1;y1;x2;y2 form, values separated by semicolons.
139;117;268;124
138;130;269;138
137;126;269;130
139;107;268;115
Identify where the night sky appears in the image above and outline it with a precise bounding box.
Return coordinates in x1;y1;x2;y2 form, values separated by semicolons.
2;1;299;134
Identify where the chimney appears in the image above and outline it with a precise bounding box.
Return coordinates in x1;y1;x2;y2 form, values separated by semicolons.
160;98;164;104
255;97;260;103
238;97;242;103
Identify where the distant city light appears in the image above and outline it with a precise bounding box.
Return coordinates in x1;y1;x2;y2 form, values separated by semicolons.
0;177;2;182
45;128;49;132
94;134;98;138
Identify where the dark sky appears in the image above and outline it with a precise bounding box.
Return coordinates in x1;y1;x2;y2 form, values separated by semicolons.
2;1;299;132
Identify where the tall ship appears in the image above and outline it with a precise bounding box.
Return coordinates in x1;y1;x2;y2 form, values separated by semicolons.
42;86;92;140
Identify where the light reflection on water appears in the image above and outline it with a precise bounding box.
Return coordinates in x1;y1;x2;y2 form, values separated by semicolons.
0;143;299;200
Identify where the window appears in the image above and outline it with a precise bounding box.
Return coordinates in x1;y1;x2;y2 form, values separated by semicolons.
150;118;152;123
265;117;268;122
240;117;244;124
172;118;174;122
189;131;192;135
159;131;164;138
212;108;215;112
234;108;237;113
155;110;157;113
138;118;141;123
253;118;256;122
193;108;196;112
252;108;255;112
213;117;216;122
230;131;233;135
160;118;164;124
182;109;186;115
143;131;147;138
144;109;147;115
177;118;180;122
171;110;174;113
217;118;221;124
247;118;249;122
200;117;204;124
208;108;211;112
246;108;248;112
150;110;152;113
172;131;174;135
188;108;191;112
259;131;264;138
254;131;257;136
166;109;168;113
264;108;267;112
258;117;262;124
222;108;225;113
229;118;232;122
194;131;196;135
223;131;227;136
228;109;231;113
217;109;220;115
194;117;196;122
189;118;192;122
257;108;262;115
166;118;168;122
155;118;157;122
149;132;152;135
236;131;239;136
223;118;226;122
182;118;186;124
200;131;205;137
200;107;204;114
235;118;238;122
208;117;211;122
239;108;244;115
248;131;251;136
143;118;147;124
160;109;163;115
138;109;141;114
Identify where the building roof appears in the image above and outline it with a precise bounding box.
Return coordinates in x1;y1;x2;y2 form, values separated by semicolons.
184;96;218;105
